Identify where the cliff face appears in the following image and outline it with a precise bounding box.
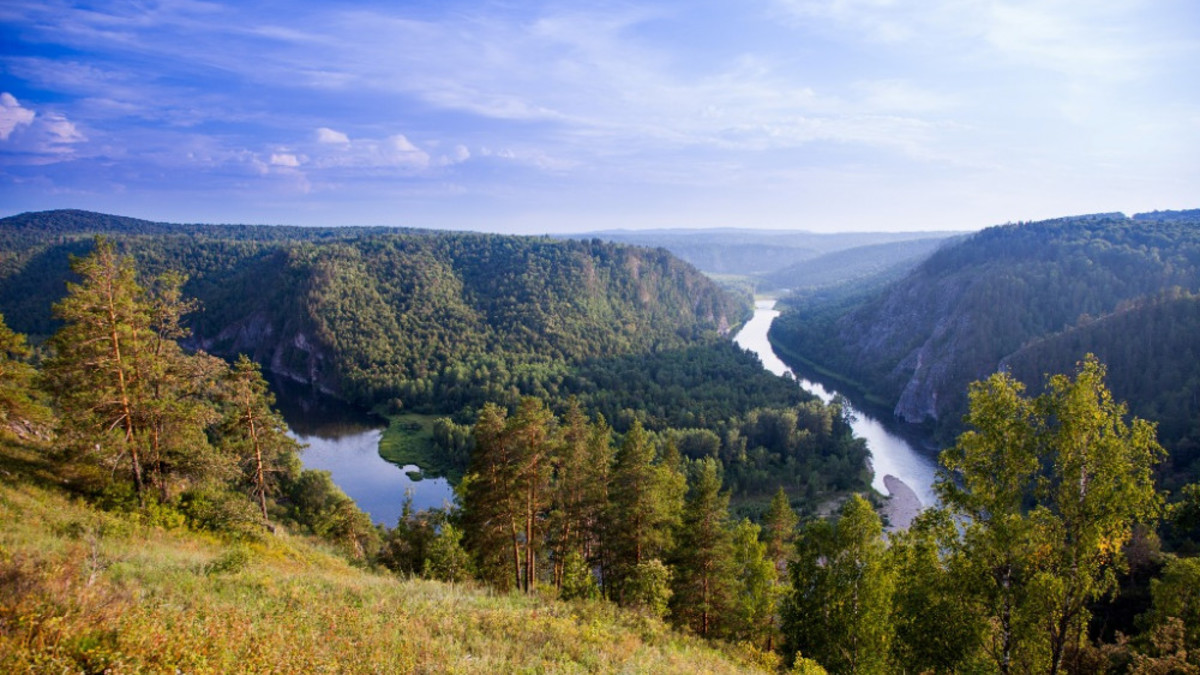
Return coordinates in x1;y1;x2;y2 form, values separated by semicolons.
771;211;1200;435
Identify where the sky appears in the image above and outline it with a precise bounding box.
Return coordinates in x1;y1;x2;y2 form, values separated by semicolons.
1;0;1197;234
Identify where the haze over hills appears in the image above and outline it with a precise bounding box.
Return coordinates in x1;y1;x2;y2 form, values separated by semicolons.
574;228;966;283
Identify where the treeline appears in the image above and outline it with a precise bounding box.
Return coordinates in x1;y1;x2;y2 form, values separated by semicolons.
0;211;876;506
399;357;1200;674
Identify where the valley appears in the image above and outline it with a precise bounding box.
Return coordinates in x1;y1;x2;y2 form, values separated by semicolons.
2;207;1199;673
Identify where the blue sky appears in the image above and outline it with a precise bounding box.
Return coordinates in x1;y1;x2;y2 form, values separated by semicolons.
1;0;1197;233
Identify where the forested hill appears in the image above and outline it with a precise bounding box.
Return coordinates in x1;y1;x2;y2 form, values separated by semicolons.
770;210;1200;476
0;209;744;409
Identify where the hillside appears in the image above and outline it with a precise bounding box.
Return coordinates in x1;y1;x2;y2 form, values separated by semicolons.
762;236;961;293
0;210;743;409
770;210;1200;460
1002;290;1200;489
0;440;769;674
0;210;875;504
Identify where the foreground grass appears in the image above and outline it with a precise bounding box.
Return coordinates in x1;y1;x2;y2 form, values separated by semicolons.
0;443;769;674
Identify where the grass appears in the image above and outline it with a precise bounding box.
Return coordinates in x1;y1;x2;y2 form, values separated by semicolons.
377;412;463;482
0;439;771;674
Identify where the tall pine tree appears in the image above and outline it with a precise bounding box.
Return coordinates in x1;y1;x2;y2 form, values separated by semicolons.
606;420;685;603
670;457;735;637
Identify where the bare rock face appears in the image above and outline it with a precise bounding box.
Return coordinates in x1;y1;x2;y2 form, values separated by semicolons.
192;310;338;395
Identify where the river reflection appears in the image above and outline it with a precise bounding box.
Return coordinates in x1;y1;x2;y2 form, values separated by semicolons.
269;377;455;526
733;300;939;509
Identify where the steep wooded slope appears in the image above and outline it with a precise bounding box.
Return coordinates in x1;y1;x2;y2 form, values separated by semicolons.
770;211;1200;450
0;210;744;408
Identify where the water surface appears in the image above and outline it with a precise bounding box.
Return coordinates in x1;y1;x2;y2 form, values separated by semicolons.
270;377;455;526
734;300;939;508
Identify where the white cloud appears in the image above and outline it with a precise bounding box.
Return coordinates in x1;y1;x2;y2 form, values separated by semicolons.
0;93;86;163
316;126;349;144
302;131;431;171
270;152;300;167
0;93;36;140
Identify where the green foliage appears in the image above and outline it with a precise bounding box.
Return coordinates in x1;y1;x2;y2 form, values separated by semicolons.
781;494;894;674
763;487;799;574
625;558;674;619
0;311;51;437
220;355;302;525
559;550;601;601
729;518;779;649
937;356;1165;675
377;495;441;577
282;469;380;560
887;509;986;674
670;457;736;637
607;421;686;602
771;212;1200;483
422;522;474;584
1;211;870;515
203;545;253;576
1139;556;1200;658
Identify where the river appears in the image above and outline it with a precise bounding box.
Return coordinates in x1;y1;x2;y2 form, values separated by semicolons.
269;377;455;526
733;300;939;522
268;301;936;527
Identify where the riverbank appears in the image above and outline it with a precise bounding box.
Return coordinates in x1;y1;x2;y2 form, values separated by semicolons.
880;475;922;531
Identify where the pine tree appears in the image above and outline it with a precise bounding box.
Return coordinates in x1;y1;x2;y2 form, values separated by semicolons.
548;400;596;588
460;402;521;590
763;486;798;574
221;355;301;528
606;421;684;603
729;518;779;649
45;238;151;498
508;397;555;592
459;398;555;592
670;457;735;637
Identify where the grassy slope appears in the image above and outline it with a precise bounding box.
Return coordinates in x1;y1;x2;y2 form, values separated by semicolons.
0;441;769;674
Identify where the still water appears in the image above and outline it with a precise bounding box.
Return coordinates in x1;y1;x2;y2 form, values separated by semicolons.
733;300;939;508
269;377;455;526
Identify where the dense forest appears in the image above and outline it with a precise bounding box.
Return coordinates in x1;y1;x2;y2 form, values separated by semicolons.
0;210;873;504
770;211;1200;479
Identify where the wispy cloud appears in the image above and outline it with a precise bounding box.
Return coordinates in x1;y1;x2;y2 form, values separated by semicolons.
0;0;1195;229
